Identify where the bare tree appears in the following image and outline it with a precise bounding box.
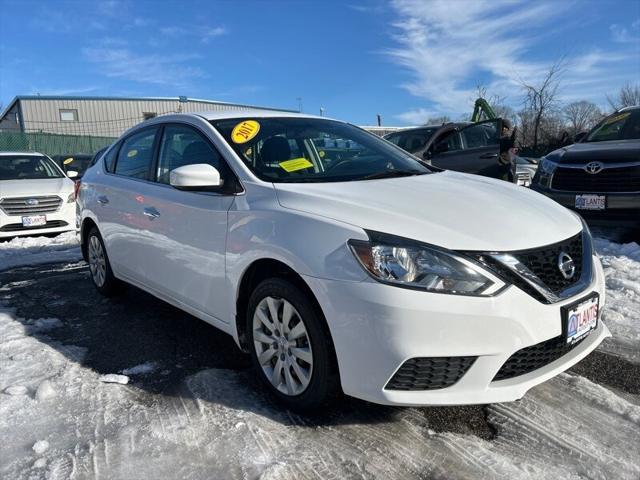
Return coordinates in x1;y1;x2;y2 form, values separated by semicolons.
563;101;602;136
519;60;564;149
606;83;640;111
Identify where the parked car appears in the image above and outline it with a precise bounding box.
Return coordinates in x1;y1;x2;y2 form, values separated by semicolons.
78;111;607;410
531;106;640;228
384;121;538;186
0;151;77;238
52;153;94;179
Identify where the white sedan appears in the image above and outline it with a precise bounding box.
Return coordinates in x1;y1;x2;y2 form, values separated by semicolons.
77;111;608;410
0;152;77;239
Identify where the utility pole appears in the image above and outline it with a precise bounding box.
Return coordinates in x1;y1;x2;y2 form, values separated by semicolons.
319;107;325;117
296;97;303;113
376;114;382;127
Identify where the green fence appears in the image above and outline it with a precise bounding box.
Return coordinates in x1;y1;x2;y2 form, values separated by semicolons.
0;131;116;157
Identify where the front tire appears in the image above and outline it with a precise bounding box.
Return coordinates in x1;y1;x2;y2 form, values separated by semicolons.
87;227;123;296
247;278;338;410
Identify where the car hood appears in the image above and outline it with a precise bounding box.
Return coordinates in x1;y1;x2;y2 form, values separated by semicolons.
0;177;74;198
547;139;640;164
274;171;582;251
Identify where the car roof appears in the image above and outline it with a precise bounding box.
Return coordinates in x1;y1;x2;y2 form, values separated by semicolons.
0;151;46;156
193;109;330;121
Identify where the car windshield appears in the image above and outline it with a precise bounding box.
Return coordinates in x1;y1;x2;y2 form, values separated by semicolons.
384;128;438;153
0;155;63;180
212;117;432;183
585;109;640;142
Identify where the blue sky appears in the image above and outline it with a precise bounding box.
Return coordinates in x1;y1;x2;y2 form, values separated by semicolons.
1;0;639;125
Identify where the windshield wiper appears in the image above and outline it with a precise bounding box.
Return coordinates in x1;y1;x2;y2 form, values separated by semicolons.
361;169;426;180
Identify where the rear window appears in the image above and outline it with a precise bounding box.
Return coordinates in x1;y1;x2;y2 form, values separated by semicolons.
385;128;438;153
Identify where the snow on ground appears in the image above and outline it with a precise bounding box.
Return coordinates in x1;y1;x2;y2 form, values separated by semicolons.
594;238;640;363
1;305;639;479
0;232;82;272
0;233;638;478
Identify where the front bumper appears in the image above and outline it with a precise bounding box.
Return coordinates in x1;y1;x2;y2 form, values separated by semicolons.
303;255;608;406
0;201;76;239
531;185;640;227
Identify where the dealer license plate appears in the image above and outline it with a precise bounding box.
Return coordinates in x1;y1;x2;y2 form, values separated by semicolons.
575;194;605;210
22;215;47;227
563;294;599;345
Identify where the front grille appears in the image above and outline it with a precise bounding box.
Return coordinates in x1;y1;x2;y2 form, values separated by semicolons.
0;220;68;232
514;233;583;295
468;233;584;304
385;356;476;391
0;196;63;216
493;334;586;381
552;165;640;192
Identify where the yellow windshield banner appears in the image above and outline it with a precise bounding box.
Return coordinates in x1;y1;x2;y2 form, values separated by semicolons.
231;120;260;144
279;158;314;172
604;112;630;124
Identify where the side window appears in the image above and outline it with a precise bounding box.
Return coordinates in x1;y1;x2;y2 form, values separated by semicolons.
434;131;462;153
156;124;225;184
102;143;120;172
115;128;158;179
460;122;498;149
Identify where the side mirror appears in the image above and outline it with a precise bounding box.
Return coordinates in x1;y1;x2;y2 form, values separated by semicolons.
574;132;587;143
170;164;222;191
67;170;79;178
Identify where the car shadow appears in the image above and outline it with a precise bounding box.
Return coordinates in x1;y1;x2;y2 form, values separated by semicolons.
1;261;495;438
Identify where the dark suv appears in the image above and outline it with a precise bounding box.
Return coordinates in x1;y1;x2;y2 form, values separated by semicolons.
384;119;538;185
531;106;640;227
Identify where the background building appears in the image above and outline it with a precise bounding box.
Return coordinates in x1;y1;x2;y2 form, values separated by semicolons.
0;95;294;156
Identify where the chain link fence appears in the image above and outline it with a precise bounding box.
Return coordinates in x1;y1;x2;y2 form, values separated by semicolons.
0;131;117;157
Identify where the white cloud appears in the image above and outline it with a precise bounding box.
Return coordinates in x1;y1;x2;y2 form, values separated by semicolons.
159;25;227;43
387;0;640;121
610;21;640;43
82;47;205;86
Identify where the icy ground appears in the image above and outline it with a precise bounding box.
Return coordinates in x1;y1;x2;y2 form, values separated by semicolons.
0;233;639;479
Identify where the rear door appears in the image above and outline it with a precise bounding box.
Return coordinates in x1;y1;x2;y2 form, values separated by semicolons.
139;122;235;323
430;120;502;176
99;126;161;283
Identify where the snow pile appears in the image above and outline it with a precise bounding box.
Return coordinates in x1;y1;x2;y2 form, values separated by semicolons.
0;231;82;272
1;303;638;479
121;361;160;376
594;237;640;363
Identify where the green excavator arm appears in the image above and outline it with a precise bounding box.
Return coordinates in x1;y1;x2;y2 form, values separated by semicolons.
471;98;497;123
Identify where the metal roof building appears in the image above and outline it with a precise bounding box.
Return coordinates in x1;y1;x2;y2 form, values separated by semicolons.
0;95;295;137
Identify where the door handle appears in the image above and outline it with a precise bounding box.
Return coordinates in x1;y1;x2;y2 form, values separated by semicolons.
143;207;160;220
97;195;109;205
479;153;498;159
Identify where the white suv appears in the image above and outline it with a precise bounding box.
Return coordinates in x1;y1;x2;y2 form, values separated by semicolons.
78;111;608;410
0;152;77;239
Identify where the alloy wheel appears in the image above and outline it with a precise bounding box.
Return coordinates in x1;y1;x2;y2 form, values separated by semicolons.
88;235;107;287
252;296;313;396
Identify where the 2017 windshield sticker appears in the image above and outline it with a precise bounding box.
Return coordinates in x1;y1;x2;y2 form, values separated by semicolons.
127;149;138;158
232;120;260;144
63;157;74;165
279;158;314;172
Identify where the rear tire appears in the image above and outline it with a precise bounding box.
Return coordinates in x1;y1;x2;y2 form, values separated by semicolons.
87;227;123;296
247;278;338;411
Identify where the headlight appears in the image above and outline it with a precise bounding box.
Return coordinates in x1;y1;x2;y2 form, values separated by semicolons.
349;234;505;296
67;192;75;203
534;157;558;187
